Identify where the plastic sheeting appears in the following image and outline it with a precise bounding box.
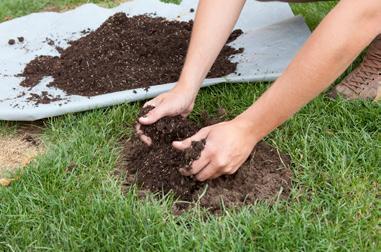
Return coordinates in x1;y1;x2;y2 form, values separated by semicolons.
0;0;311;121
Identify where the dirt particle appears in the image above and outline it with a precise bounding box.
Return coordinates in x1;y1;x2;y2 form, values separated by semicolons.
22;135;39;146
190;8;195;13
3;16;13;21
17;37;24;43
80;28;91;35
64;162;77;173
8;39;15;45
45;38;55;46
55;46;64;54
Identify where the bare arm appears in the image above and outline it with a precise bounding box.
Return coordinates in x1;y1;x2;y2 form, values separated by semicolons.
138;0;245;125
235;0;381;142
177;0;246;92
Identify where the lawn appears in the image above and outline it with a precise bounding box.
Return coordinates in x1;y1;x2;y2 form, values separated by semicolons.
0;0;380;251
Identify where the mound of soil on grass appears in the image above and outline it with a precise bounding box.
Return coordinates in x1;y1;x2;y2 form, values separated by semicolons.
19;13;243;96
123;107;292;213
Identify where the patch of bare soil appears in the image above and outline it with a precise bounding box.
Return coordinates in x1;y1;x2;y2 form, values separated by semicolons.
0;123;44;178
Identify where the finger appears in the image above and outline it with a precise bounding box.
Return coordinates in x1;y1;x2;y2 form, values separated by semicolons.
195;162;221;182
180;151;210;176
209;171;224;180
209;166;233;180
140;135;152;146
172;127;210;151
189;150;210;175
143;96;161;108
135;123;143;135
180;108;192;118
135;123;152;145
139;105;168;125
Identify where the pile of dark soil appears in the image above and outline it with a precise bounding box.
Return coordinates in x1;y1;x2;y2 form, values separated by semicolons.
20;13;243;96
123;107;292;213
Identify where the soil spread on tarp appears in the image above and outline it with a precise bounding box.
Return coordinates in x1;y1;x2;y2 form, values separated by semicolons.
19;13;244;96
122;107;292;213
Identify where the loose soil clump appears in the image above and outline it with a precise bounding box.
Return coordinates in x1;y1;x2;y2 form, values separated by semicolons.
20;13;243;96
26;91;63;106
123;107;292;213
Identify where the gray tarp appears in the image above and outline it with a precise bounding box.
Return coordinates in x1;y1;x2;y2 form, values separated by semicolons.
0;0;311;121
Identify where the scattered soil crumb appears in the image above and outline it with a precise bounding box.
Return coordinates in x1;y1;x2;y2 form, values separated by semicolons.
45;38;55;46
190;8;195;13
8;39;15;45
55;46;64;54
3;16;13;21
26;91;63;105
22;135;39;146
80;28;92;35
64;162;77;173
17;37;24;43
20;13;243;96
42;5;62;12
122;107;292;214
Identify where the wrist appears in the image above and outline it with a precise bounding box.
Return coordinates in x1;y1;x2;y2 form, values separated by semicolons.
177;69;204;89
231;116;261;145
172;79;200;96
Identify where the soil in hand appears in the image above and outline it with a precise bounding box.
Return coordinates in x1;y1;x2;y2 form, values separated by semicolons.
123;107;292;213
20;13;243;96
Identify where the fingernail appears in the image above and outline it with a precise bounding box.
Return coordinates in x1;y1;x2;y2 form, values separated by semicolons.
139;116;147;122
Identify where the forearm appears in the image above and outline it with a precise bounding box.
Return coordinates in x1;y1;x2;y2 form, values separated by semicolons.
176;0;246;92
236;0;381;142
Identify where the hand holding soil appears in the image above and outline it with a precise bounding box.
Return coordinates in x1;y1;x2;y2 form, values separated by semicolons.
175;119;258;181
137;85;197;145
137;100;259;181
126;106;292;212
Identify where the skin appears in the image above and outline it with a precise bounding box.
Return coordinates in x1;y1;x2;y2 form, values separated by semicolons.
138;0;381;181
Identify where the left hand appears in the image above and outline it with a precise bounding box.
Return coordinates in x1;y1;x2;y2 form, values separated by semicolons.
173;118;258;181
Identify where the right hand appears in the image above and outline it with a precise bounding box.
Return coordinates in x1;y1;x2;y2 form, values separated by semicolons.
136;85;198;145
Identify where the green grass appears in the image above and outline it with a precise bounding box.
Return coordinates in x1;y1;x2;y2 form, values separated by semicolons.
291;1;338;30
0;0;380;251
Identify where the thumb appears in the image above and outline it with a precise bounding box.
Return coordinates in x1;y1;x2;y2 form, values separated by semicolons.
138;106;167;125
173;127;210;151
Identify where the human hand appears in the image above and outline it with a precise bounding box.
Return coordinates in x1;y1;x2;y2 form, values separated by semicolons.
173;118;258;181
136;85;198;145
